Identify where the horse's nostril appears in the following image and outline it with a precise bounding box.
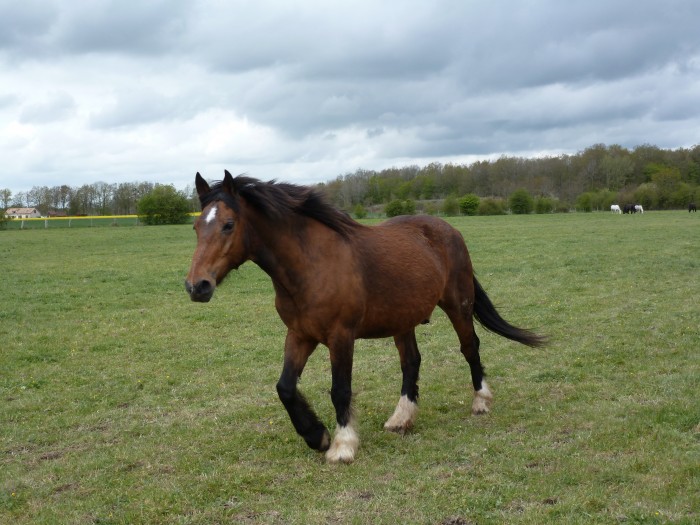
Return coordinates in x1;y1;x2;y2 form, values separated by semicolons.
187;279;214;302
196;280;213;294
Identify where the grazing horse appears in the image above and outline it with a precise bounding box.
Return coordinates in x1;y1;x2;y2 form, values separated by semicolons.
690;203;697;212
623;204;636;214
610;204;621;214
185;172;546;463
635;204;644;214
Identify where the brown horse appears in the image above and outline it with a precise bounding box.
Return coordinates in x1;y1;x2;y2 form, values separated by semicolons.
186;171;545;463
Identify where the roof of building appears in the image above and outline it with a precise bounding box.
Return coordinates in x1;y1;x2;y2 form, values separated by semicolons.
5;208;40;214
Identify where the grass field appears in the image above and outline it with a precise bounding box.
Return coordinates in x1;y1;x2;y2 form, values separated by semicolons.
1;212;698;524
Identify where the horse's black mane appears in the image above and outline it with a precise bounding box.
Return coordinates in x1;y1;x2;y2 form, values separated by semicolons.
202;175;360;238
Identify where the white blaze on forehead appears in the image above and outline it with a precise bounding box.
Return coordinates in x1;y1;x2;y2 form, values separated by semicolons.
204;206;217;224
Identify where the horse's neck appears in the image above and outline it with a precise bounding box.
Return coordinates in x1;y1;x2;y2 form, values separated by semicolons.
249;218;341;295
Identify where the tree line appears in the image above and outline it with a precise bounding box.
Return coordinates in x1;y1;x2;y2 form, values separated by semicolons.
319;143;700;214
2;143;699;218
0;182;200;217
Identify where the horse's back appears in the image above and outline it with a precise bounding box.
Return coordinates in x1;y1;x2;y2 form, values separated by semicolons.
351;215;470;338
364;215;466;270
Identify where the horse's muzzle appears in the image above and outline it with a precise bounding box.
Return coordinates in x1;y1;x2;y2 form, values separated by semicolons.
185;279;215;302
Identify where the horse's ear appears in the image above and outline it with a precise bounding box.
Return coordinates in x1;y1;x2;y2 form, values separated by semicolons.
195;172;210;200
222;170;236;195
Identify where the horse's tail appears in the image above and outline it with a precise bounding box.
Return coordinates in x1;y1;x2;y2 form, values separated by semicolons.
473;276;547;348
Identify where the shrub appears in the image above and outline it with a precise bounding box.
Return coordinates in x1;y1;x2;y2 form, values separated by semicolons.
534;196;555;214
352;204;367;219
478;197;506;215
509;189;534;214
403;199;416;215
633;183;658;210
441;194;459;216
385;199;416;217
458;194;480;216
576;192;594;212
424;202;438;216
137;185;191;225
556;202;571;213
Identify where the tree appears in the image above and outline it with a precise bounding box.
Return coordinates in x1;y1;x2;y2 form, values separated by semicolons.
633;183;658;209
651;166;681;209
600;154;633;189
509;189;534;214
458;194;480;216
0;188;11;209
137;185;191;225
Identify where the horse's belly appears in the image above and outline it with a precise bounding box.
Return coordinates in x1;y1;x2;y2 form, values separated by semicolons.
356;294;439;339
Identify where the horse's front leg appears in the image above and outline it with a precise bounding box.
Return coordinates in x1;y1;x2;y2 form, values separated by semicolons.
276;332;330;452
384;330;420;433
326;333;359;464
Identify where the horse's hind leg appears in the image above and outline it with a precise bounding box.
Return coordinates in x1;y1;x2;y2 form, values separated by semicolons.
384;330;421;433
442;302;493;415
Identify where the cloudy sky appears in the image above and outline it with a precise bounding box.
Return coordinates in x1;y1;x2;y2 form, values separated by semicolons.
1;0;699;195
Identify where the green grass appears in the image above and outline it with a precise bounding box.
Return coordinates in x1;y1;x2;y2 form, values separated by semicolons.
1;212;698;524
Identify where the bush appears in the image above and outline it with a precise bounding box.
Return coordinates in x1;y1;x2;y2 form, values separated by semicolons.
385;199;416;217
478;197;506;215
576;192;594;212
458;194;480;216
633;183;658;210
403;199;416;215
424;202;438;216
137;185;191;225
441;194;459;216
509;189;534;214
534;196;555;214
352;204;367;219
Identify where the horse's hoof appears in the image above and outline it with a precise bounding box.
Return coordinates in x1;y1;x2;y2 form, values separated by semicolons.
383;422;411;435
384;395;418;434
326;446;355;464
471;403;490;415
325;425;359;464
471;382;492;415
319;429;331;452
305;427;331;451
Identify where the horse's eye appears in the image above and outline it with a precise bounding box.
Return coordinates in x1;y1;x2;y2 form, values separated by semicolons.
222;220;234;233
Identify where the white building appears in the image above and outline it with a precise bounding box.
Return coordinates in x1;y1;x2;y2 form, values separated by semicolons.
5;208;42;219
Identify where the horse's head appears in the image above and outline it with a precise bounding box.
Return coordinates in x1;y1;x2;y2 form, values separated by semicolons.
185;171;248;302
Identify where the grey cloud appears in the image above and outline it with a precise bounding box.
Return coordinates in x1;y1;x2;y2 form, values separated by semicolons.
181;0;700;146
57;0;192;56
0;0;57;53
19;92;76;123
89;88;205;129
0;0;192;59
0;93;19;108
2;0;700;193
